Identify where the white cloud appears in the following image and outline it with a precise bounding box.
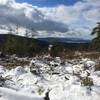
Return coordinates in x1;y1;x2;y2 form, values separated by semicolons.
39;5;81;24
0;0;68;34
0;0;14;5
0;0;99;38
38;0;100;37
84;9;100;22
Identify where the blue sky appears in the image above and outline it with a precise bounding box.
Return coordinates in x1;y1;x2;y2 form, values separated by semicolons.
16;0;79;7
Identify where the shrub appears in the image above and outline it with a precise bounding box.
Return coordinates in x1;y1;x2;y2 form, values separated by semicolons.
81;76;94;86
95;62;100;71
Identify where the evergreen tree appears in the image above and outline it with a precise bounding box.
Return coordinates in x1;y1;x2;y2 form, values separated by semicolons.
91;22;100;50
15;24;19;35
8;27;13;35
25;29;30;38
91;22;100;39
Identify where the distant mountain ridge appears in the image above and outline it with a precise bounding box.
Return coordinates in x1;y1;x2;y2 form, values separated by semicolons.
37;37;91;44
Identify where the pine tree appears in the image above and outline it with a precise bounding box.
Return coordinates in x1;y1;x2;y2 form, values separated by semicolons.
91;22;100;39
91;22;100;50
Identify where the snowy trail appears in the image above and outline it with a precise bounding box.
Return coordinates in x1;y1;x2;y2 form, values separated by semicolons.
0;87;44;100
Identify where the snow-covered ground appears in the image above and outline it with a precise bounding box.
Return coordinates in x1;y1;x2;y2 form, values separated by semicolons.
0;56;100;100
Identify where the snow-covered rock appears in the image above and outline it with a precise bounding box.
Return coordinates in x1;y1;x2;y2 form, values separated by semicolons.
72;64;84;74
17;73;39;86
84;60;95;70
0;57;99;100
0;65;6;75
14;66;27;76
